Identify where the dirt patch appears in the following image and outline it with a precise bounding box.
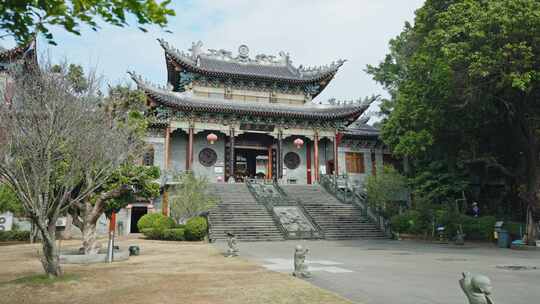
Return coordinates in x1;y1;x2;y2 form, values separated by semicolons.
0;238;353;304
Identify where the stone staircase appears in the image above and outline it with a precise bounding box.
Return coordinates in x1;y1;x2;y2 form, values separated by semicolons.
280;184;387;240
208;183;285;241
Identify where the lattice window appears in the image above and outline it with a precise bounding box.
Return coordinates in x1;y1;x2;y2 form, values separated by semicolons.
142;146;155;166
345;152;365;174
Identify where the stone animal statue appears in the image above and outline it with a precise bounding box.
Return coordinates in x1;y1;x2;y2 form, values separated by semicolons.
292;245;311;278
459;272;494;304
226;232;239;257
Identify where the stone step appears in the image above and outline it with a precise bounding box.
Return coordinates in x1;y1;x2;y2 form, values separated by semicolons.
280;184;387;240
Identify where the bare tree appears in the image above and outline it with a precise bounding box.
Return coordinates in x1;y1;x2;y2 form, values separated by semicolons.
0;62;137;277
169;172;217;224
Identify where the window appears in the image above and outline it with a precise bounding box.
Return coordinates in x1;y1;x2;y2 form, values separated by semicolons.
142;147;155;166
345;152;365;174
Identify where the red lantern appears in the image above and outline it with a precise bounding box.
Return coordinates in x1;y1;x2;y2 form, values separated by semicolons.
294;138;304;149
207;133;218;144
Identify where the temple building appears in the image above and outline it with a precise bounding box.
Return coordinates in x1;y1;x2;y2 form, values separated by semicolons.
127;39;394;235
0;39;37;105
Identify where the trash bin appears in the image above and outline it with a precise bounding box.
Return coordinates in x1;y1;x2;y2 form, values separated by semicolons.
497;230;511;248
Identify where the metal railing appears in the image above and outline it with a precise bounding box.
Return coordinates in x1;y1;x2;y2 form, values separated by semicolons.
320;174;392;237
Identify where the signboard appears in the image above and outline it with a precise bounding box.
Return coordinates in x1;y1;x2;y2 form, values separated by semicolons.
0;212;13;231
240;123;275;132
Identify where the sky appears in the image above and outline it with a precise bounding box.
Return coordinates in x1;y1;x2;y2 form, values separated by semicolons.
1;0;425;116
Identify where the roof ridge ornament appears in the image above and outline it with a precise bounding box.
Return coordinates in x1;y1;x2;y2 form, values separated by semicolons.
128;71;171;92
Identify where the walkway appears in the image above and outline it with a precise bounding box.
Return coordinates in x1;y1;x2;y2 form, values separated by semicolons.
214;239;540;304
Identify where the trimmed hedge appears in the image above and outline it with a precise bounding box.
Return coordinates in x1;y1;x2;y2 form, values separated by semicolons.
140;228;162;240
162;228;185;241
390;212;497;240
137;213;175;232
185;216;208;241
0;230;30;242
141;228;185;241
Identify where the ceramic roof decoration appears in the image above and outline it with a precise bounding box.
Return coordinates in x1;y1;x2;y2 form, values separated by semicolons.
158;39;345;98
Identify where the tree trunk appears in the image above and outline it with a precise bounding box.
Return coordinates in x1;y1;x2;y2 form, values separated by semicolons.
39;221;62;277
526;206;538;245
81;222;100;255
524;133;540;246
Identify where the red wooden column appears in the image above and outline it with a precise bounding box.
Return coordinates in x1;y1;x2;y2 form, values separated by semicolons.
267;146;273;180
187;126;194;171
334;132;341;176
314;133;320;182
163;127;171;216
306;141;312;184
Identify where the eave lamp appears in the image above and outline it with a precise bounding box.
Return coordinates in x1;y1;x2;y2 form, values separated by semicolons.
294;138;304;149
207;133;218;144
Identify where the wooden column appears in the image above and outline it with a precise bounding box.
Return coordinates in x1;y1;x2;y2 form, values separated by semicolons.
229;128;235;181
187;127;194;171
334;133;340;176
267;146;272;180
306;141;312;184
164;127;171;169
314;133;320;182
277;132;283;179
163;127;171;216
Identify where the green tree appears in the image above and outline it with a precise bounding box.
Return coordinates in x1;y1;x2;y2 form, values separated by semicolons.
69;164;160;254
67;81;160;254
0;0;175;44
0;184;23;215
365;165;408;217
368;0;540;244
169;172;217;224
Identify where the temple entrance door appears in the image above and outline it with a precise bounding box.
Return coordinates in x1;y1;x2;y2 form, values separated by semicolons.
235;147;273;181
229;132;277;182
130;207;147;233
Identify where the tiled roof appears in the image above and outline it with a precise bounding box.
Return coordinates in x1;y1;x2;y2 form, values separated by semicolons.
0;40;35;63
130;73;367;123
344;123;380;137
158;39;344;84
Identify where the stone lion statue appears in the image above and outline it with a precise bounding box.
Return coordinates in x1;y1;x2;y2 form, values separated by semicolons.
459;272;494;304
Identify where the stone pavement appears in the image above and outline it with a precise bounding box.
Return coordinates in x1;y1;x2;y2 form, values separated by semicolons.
213;239;540;304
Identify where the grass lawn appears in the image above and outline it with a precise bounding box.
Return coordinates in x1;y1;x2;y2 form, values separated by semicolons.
0;237;352;304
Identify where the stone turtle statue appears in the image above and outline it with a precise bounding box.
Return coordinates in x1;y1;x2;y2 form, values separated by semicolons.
459;272;494;304
292;245;311;278
226;232;239;257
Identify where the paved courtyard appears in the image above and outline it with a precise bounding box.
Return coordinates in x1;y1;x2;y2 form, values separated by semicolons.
213;239;540;304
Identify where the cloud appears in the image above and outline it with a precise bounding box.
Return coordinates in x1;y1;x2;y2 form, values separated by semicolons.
5;0;424;110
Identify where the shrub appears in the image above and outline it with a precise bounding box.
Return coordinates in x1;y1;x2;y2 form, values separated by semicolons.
140;228;161;239
460;215;496;240
162;228;185;241
185;216;208;241
0;230;30;241
390;210;421;234
137;213;175;232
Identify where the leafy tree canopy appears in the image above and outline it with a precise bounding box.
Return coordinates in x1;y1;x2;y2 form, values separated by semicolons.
0;184;23;215
0;0;175;44
367;0;540;242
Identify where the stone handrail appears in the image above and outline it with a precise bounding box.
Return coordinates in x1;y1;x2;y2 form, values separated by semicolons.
320;174;391;236
272;180;325;238
245;179;289;238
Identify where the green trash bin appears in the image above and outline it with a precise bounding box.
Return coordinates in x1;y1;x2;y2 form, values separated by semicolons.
497;230;510;248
